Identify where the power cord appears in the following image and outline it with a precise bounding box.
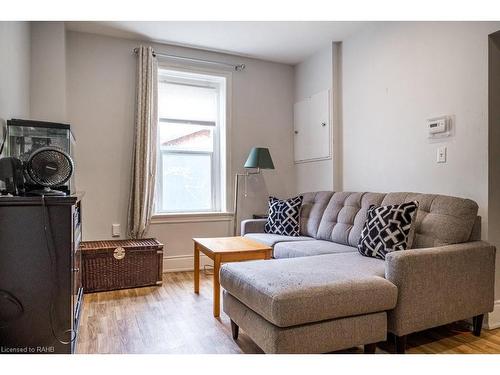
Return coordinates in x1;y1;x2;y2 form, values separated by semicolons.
41;195;76;345
0;120;6;156
0;289;24;328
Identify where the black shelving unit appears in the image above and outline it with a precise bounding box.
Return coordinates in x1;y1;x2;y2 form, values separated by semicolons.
0;194;83;354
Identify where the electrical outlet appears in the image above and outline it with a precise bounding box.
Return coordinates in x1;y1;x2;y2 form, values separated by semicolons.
112;224;121;237
437;146;447;163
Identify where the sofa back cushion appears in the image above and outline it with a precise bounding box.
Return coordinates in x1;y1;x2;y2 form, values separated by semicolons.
381;192;479;248
312;191;479;248
315;192;385;247
299;191;333;237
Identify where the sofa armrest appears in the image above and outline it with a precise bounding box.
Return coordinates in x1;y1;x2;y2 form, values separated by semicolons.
385;241;496;336
241;219;267;236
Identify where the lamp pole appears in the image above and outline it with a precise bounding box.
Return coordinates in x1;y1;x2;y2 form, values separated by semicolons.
233;146;274;236
233;168;260;236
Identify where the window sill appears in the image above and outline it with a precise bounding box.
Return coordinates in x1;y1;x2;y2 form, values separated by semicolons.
151;211;234;224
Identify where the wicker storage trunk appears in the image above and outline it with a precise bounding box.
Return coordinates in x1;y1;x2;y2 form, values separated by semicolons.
80;238;164;293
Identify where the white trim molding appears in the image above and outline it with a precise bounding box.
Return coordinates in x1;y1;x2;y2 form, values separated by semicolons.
163;253;214;272
486;300;500;330
151;211;233;224
155;61;234;216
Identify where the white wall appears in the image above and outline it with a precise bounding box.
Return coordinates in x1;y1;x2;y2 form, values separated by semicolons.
343;21;500;233
66;31;295;271
293;45;334;193
0;22;31;131
342;21;500;327
30;22;67;123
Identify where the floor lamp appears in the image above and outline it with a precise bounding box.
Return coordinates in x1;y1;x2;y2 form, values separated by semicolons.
233;147;275;236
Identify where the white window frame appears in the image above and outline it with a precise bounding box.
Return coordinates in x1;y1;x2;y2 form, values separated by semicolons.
154;63;232;217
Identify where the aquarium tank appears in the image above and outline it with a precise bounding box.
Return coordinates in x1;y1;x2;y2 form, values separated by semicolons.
6;119;75;162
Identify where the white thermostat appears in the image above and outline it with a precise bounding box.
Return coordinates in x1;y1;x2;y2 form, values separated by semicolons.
427;116;451;140
428;119;446;134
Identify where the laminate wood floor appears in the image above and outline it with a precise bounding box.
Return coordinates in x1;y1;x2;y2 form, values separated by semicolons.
76;271;500;354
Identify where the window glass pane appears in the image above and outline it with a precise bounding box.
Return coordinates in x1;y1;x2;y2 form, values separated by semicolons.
155;69;226;214
159;122;213;152
158;82;217;122
159;152;212;212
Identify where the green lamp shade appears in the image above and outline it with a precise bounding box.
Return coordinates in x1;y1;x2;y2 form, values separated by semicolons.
244;147;275;169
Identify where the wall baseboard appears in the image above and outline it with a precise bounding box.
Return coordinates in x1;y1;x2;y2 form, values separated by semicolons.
163;254;213;273
486;300;500;330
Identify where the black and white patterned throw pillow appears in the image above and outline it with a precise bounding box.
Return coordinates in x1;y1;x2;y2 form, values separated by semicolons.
358;201;419;260
264;195;303;236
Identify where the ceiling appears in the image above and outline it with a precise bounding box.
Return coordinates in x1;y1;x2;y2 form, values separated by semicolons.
65;21;371;65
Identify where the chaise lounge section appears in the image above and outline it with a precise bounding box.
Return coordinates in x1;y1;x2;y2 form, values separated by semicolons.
220;191;496;353
221;252;397;353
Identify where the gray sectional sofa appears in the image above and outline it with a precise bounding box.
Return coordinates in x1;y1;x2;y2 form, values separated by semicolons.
220;191;496;354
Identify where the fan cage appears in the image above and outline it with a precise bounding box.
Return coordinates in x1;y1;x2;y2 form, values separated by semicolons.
26;147;74;187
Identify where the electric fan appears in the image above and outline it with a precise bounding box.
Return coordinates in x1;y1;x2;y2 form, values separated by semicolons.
25;147;74;196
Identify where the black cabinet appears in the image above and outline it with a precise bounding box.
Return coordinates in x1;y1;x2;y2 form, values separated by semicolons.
0;194;83;354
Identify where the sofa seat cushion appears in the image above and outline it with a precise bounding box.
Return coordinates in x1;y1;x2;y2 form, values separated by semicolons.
220;253;397;328
273;240;356;259
244;233;312;247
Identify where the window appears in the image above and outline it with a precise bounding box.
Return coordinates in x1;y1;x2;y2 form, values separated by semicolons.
155;68;227;214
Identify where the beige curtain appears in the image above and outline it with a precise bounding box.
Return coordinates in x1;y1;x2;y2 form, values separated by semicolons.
128;46;158;239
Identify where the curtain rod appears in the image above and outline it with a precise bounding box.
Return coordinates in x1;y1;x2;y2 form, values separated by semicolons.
133;47;245;71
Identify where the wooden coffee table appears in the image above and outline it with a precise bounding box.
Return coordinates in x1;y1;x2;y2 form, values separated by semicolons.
193;236;272;317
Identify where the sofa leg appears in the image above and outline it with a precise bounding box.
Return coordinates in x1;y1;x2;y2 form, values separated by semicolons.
472;314;484;337
230;319;239;340
395;335;406;354
364;343;376;354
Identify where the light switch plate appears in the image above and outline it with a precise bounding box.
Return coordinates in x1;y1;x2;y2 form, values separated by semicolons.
437;146;447;163
112;224;121;237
